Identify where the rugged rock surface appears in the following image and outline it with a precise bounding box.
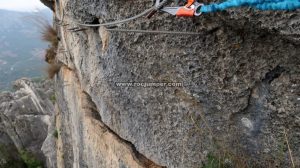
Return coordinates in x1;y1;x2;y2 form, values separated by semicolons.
55;67;165;168
46;0;300;167
40;0;55;11
0;78;56;167
0;129;25;167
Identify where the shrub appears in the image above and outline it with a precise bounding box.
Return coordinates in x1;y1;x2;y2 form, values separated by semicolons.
0;145;26;168
41;24;58;48
20;150;43;168
41;24;58;66
28;13;60;79
53;129;59;139
202;154;220;168
46;63;61;79
202;153;246;168
31;77;45;83
45;46;57;64
49;93;56;104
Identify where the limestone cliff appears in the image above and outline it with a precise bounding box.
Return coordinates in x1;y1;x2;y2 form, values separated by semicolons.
46;0;299;167
0;78;56;167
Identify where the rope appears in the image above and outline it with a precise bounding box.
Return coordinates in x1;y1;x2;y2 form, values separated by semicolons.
74;0;170;27
200;0;300;13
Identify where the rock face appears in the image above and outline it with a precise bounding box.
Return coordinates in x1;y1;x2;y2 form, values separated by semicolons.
55;67;165;168
40;0;55;11
49;0;300;167
0;78;56;167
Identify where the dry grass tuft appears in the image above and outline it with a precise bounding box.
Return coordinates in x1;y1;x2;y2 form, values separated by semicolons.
39;21;60;79
41;24;58;47
29;14;58;48
26;13;61;79
45;46;57;64
42;25;60;79
46;63;61;79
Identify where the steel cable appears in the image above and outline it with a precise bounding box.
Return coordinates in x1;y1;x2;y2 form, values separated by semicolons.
74;0;170;27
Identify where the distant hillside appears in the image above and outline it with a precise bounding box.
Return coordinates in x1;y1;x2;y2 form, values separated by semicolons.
0;9;52;91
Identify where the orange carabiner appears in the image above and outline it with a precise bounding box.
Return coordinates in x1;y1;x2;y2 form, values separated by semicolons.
176;7;195;17
185;0;195;7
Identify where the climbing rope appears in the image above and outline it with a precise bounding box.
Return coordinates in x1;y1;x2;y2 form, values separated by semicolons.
199;0;300;13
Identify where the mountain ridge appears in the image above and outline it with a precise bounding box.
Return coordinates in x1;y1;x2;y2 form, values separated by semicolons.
0;8;52;91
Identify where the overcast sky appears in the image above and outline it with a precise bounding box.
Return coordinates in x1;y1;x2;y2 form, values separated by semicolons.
0;0;46;12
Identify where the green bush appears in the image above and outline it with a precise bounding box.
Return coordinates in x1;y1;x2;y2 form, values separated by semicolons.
20;150;43;168
202;153;235;168
31;77;46;83
53;129;59;139
49;94;56;104
0;145;25;168
202;154;220;168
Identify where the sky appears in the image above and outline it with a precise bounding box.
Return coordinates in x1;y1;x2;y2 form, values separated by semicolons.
0;0;46;12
